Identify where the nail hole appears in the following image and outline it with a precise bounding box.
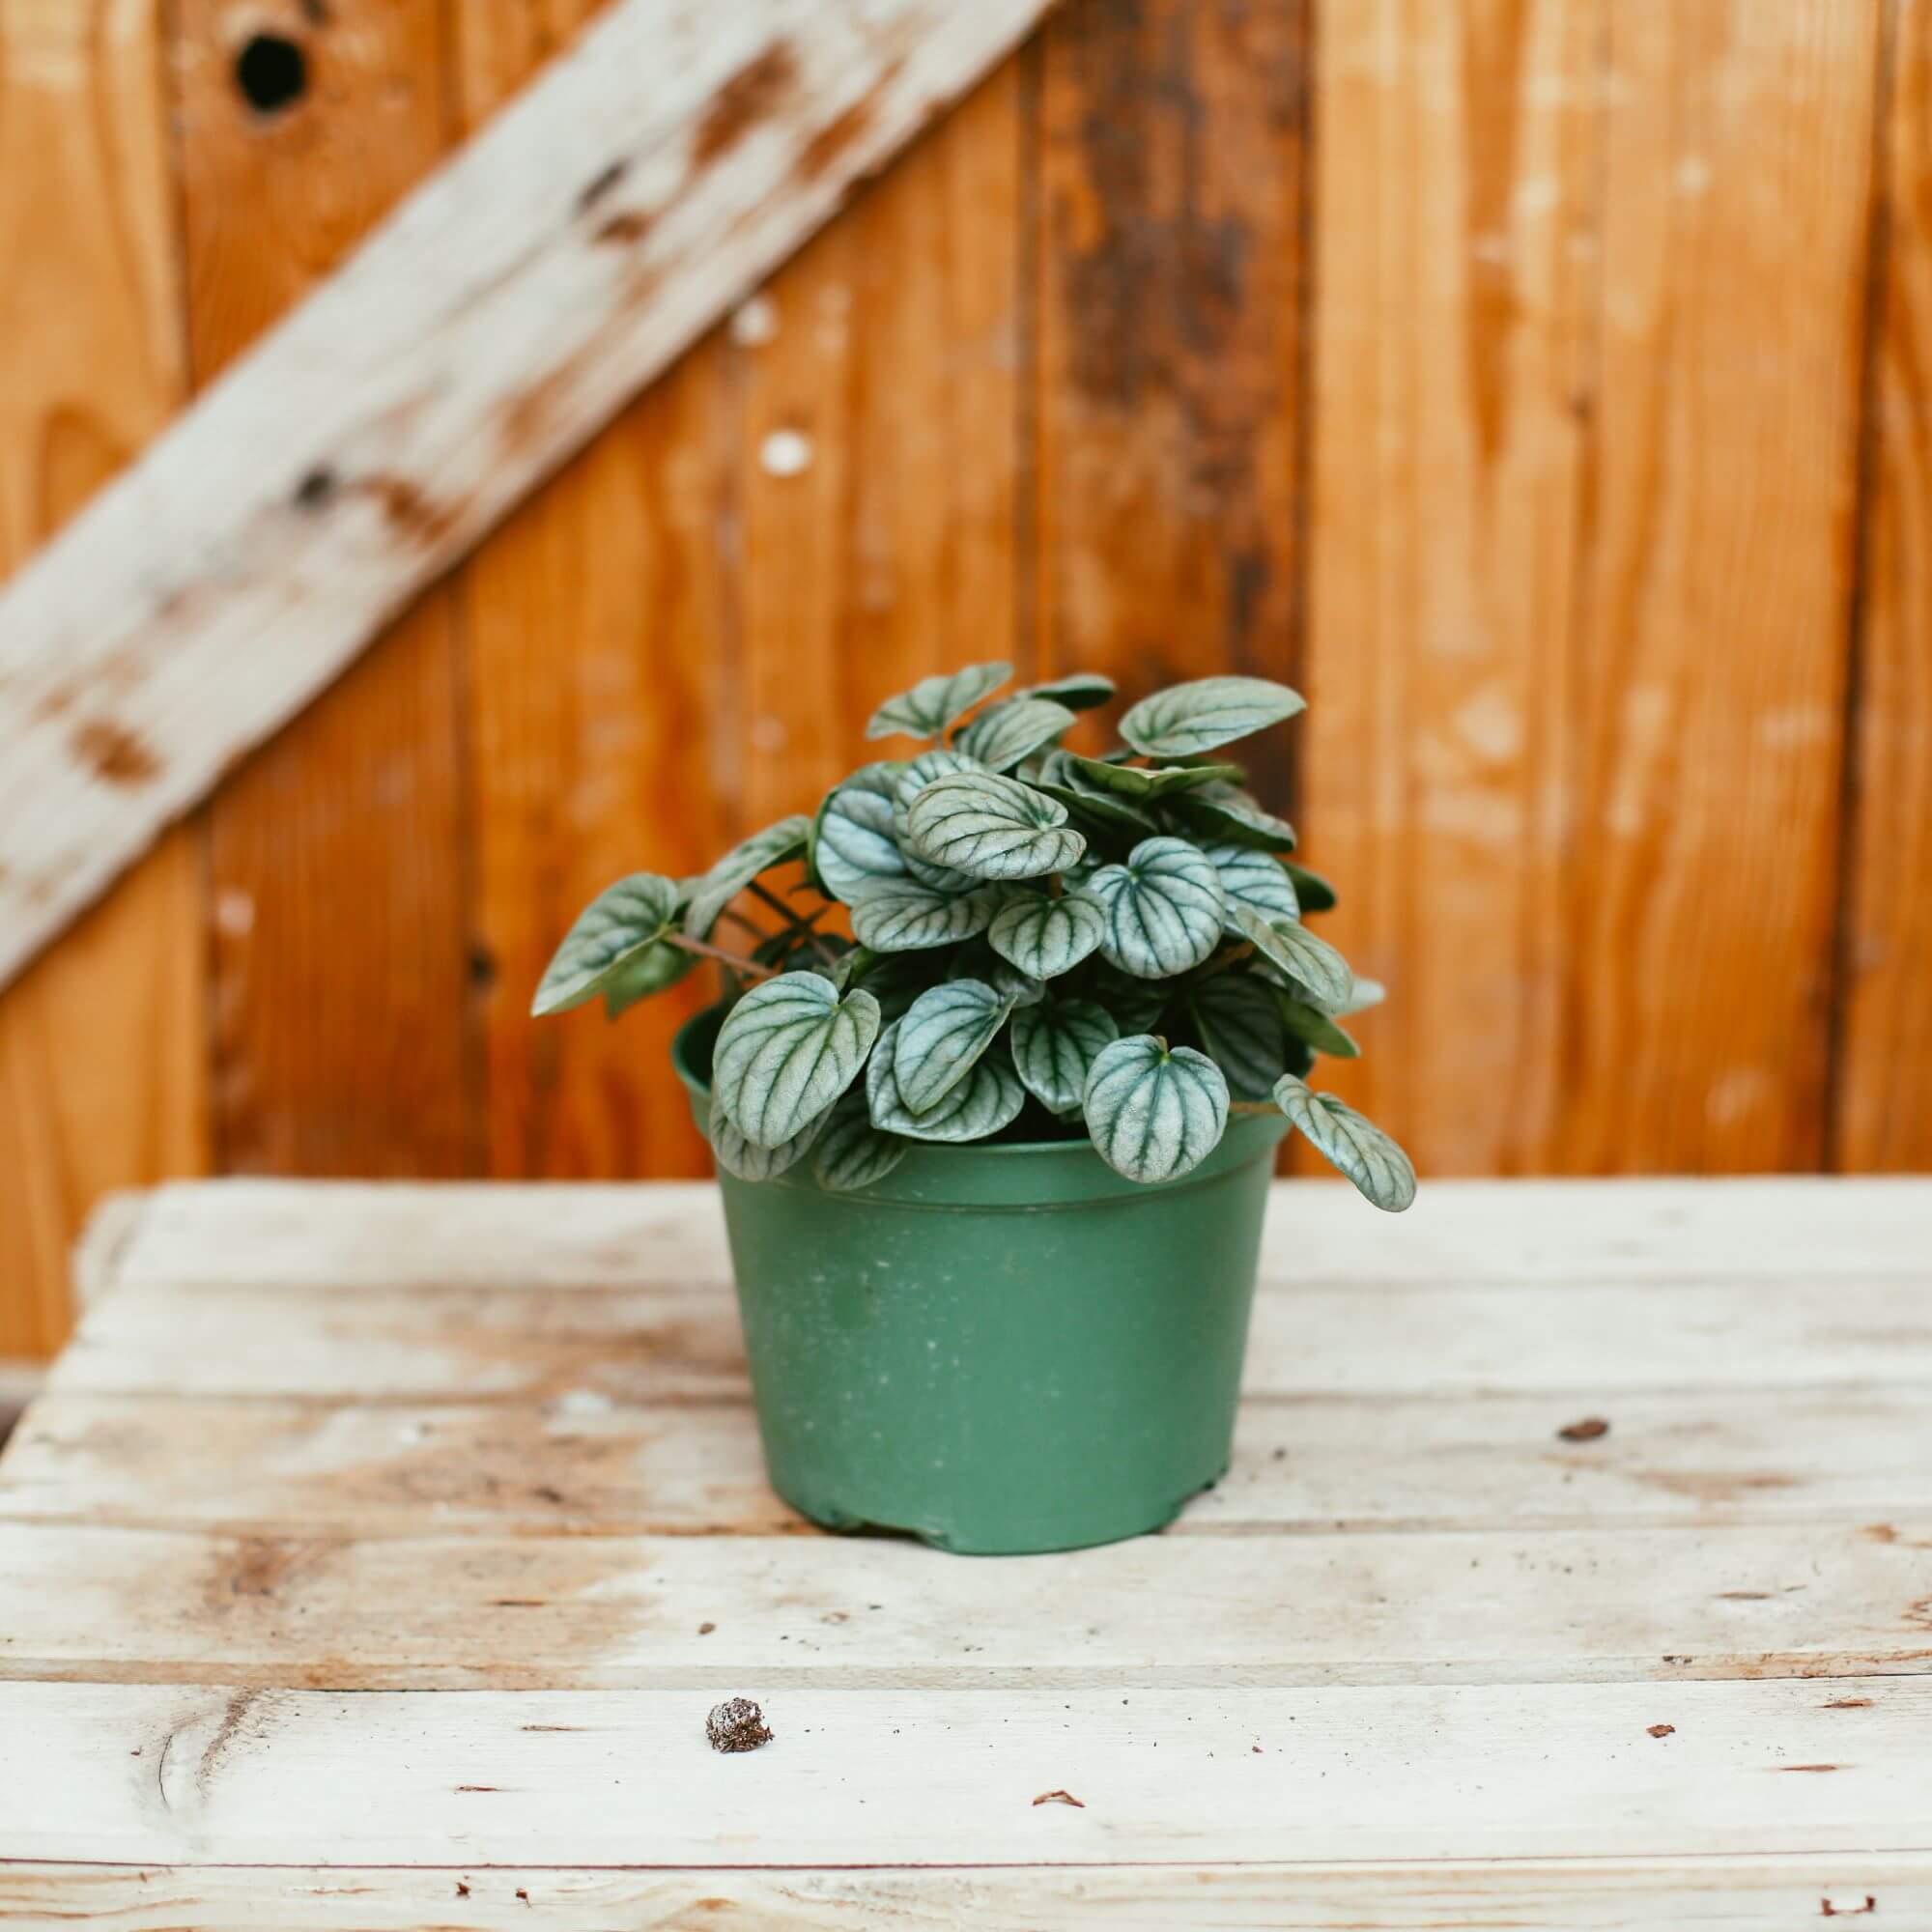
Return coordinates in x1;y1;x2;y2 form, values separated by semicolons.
235;34;308;116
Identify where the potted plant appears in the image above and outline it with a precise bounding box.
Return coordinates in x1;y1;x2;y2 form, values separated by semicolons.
534;663;1413;1553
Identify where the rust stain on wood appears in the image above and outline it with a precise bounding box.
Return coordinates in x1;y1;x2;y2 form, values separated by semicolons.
1775;1762;1843;1773
1824;1697;1873;1708
692;43;798;166
596;209;654;246
362;474;463;549
796;63;901;182
71;720;161;787
577;158;628;213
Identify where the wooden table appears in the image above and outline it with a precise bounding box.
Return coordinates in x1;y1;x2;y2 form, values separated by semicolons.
2;1178;1929;1927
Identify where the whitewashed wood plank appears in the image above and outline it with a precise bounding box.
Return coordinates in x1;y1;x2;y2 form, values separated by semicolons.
0;0;1055;988
47;1274;1932;1402
3;1855;1926;1930
1;1519;1924;1690
5;1388;1927;1539
107;1178;1932;1291
1;1677;1923;1865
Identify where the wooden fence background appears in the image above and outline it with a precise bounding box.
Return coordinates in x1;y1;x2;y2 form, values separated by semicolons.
2;0;1927;1358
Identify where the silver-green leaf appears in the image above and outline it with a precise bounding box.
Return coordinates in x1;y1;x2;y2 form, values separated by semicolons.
986;888;1107;980
1336;975;1386;1016
1083;1036;1230;1184
905;771;1088;881
1085;837;1227;979
849;878;1005;952
532;873;681;1015
683;817;810;940
711;973;881;1149
810;765;906;903
867;1018;1025;1142
1278;995;1360;1060
1171;781;1297;852
706;1091;825;1181
866;661;1012;740
1234;904;1354;1009
1188;971;1289;1100
1119;675;1306;758
1204;842;1300;931
810;1091;910;1193
1026;751;1161;835
1009;999;1118;1114
955;696;1077;773
1273;1075;1416;1211
894;980;1013;1114
1054;753;1243;800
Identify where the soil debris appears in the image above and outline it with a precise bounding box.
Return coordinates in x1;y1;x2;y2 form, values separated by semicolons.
1033;1788;1085;1807
707;1697;774;1754
1557;1416;1610;1441
1647;1723;1675;1738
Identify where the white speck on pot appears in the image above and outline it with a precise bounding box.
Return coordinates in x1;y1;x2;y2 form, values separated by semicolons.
760;429;812;477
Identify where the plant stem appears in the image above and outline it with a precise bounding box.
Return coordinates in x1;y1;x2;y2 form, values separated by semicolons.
666;932;777;980
717;907;769;942
748;879;838;964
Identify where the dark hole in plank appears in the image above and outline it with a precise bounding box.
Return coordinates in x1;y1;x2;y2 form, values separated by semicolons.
235;34;308;116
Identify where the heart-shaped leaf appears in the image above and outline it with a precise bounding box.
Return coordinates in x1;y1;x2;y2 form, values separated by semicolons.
1234;904;1354;1009
1187;971;1289;1100
1120;675;1305;758
894;980;1013;1114
1025;751;1161;835
905;771;1088;881
532;873;682;1015
849;878;1005;952
867;1018;1025;1142
866;661;1012;740
1204;842;1300;931
810;1091;910;1193
1273;1075;1415;1211
1055;752;1244;800
1009;999;1118;1113
706;1091;825;1182
1085;837;1227;979
1170;782;1297;852
1279;995;1360;1059
986;888;1107;980
956;696;1078;773
810;765;906;903
891;749;991;892
1283;861;1338;913
712;972;881;1149
683;817;810;940
1083;1036;1230;1184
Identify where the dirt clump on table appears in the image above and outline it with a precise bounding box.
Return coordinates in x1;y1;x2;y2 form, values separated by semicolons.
706;1697;774;1753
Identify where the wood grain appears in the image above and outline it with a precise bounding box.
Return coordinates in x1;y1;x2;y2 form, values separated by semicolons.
1836;0;1932;1170
1306;0;1885;1176
0;0;207;1359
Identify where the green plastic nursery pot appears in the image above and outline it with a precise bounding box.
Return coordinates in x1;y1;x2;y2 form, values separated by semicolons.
673;1007;1289;1555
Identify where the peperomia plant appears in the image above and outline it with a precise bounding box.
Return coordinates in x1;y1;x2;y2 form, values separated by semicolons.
533;664;1415;1209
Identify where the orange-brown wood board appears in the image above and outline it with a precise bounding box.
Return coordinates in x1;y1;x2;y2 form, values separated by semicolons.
0;0;1923;1358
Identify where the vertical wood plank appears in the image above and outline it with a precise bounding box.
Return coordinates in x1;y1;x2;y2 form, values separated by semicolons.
459;0;724;1180
173;0;474;1176
1836;0;1931;1170
1308;0;1882;1176
1033;0;1307;800
0;0;207;1355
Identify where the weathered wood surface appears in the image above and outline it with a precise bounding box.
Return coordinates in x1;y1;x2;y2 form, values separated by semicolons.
1;1179;1927;1922
0;0;1056;993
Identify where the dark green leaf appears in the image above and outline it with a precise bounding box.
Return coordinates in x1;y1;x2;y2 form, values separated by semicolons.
1283;862;1338;913
1170;781;1297;852
1188;971;1289;1100
1278;994;1360;1059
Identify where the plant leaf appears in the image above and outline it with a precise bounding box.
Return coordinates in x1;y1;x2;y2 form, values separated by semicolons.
1083;1036;1230;1183
1026;750;1161;835
956;696;1078;772
1019;671;1116;711
866;661;1012;740
1233;904;1354;1009
810;765;907;903
810;1091;910;1192
1203;841;1300;931
1335;975;1385;1016
1009;999;1119;1113
986;888;1107;980
891;749;992;892
1088;962;1173;1034
1084;836;1227;979
1170;781;1297;852
1120;675;1306;758
849;878;1005;952
1278;995;1360;1059
1273;1075;1416;1211
1055;752;1244;800
711;972;881;1149
867;1018;1025;1142
601;937;697;1018
1187;971;1289;1100
683;817;810;940
1283;861;1338;913
893;980;1014;1114
905;771;1088;881
532;873;682;1015
706;1091;825;1181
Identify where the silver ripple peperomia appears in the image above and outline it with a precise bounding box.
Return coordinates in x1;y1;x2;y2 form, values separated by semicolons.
533;659;1415;1206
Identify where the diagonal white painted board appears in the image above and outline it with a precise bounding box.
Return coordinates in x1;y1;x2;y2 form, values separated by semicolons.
0;0;1055;989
